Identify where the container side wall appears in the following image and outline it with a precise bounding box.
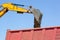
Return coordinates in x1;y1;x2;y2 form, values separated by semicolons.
44;28;55;40
56;27;60;40
33;29;43;40
9;31;21;40
21;30;33;40
6;27;60;40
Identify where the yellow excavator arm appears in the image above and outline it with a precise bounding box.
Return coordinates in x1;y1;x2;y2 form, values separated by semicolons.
0;8;8;17
2;3;30;13
0;3;31;17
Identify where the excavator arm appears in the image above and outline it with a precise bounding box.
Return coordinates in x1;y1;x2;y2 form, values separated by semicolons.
0;8;8;17
0;3;31;17
0;3;43;28
2;3;30;13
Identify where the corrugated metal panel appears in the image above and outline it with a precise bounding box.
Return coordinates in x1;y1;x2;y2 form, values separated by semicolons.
6;26;60;40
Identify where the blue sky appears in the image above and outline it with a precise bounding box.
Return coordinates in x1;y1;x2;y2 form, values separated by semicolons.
0;0;60;40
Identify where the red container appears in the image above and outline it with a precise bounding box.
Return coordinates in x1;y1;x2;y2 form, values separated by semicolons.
6;26;60;40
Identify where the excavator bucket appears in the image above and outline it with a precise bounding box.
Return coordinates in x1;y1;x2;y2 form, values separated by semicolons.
31;9;43;28
32;9;43;23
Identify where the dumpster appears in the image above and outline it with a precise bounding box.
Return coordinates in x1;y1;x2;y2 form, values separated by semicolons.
6;26;60;40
